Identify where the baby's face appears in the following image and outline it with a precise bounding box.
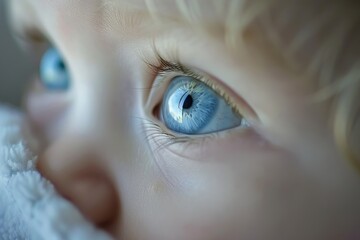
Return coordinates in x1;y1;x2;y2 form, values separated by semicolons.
8;0;360;239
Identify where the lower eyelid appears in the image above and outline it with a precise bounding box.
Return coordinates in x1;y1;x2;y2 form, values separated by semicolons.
145;94;254;140
144;118;267;161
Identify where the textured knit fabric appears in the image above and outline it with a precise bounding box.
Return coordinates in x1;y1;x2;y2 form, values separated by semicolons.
0;105;113;240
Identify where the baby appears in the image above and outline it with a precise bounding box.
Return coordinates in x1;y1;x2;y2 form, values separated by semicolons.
3;0;360;239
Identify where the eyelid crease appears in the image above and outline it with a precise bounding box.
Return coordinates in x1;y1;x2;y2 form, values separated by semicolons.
144;51;257;122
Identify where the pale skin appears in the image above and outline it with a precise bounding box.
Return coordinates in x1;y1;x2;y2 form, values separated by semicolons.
7;0;360;239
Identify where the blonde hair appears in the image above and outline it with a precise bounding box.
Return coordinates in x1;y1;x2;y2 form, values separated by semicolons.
255;0;360;173
140;0;360;172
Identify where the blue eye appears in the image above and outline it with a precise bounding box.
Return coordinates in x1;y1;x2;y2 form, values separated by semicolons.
40;48;70;91
161;76;244;135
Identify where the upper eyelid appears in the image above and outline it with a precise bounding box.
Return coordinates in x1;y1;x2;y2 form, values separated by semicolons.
144;53;258;122
11;24;51;57
14;27;46;43
9;1;47;46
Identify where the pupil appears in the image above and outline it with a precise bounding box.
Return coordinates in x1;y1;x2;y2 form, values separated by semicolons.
182;95;193;109
57;60;66;71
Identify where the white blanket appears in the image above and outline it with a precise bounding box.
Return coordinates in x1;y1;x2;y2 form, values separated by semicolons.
0;105;114;240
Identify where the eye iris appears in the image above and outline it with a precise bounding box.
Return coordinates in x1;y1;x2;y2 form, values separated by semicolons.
40;48;70;91
160;75;245;135
161;76;219;134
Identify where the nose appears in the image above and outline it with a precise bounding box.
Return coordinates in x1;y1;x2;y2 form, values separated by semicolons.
36;135;119;227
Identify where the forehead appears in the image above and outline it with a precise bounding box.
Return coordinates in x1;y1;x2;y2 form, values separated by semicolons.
15;0;230;34
15;0;241;46
13;0;359;71
31;0;231;19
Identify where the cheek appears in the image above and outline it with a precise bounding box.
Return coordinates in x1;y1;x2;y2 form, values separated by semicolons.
26;93;67;124
25;84;70;141
144;129;312;238
149;129;292;191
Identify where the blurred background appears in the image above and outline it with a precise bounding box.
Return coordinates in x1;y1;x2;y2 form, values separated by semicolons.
0;0;32;107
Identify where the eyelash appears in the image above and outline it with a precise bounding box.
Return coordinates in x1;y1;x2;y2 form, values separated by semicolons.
145;52;244;118
142;52;248;151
